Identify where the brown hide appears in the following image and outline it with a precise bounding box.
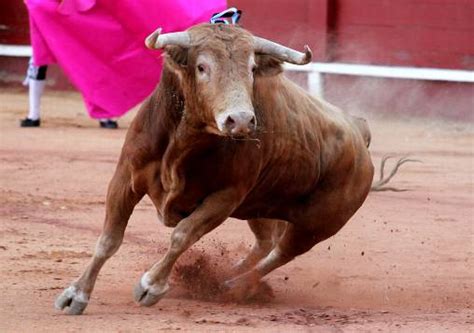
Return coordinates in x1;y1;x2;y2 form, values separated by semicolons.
123;24;374;234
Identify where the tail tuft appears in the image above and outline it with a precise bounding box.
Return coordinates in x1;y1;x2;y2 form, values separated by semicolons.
371;155;421;192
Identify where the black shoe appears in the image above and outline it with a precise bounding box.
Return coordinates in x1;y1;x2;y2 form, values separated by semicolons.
20;118;41;127
99;120;118;129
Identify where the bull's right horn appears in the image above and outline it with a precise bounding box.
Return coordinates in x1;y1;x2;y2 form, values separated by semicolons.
254;36;312;65
145;28;191;49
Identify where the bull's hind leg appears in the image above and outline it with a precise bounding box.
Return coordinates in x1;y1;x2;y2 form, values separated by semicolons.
224;223;329;299
233;219;287;274
55;166;142;315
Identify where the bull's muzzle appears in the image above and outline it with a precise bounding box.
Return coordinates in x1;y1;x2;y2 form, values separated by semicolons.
217;111;257;137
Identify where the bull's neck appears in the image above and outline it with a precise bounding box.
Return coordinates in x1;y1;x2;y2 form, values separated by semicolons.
153;67;185;129
123;66;184;172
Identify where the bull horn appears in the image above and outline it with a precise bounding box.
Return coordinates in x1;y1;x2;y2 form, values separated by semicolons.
145;28;191;49
253;36;312;65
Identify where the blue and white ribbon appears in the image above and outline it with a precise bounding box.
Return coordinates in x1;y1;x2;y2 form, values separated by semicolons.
210;7;242;24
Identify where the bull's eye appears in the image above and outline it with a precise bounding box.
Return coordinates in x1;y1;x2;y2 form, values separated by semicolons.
195;60;210;80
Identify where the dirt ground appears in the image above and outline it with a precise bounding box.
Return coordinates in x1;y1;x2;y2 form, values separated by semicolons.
0;88;473;332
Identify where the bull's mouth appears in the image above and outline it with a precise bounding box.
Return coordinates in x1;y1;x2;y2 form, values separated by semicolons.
204;125;256;139
225;129;259;141
219;123;257;139
221;128;253;138
205;122;257;139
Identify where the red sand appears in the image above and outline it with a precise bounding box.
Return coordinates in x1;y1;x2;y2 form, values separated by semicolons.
0;89;472;332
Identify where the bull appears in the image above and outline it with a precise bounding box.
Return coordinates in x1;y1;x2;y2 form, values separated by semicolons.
55;23;375;315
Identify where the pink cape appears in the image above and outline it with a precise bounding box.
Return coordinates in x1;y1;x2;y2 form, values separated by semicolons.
26;0;227;119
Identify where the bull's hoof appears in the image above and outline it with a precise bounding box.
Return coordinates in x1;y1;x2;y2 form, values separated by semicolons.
133;273;169;307
223;277;274;302
55;285;89;315
223;276;258;301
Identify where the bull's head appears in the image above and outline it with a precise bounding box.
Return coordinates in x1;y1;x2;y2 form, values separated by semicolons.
146;24;311;137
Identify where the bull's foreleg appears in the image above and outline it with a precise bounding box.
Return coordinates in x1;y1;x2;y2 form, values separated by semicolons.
232;219;287;275
133;188;241;307
55;166;142;315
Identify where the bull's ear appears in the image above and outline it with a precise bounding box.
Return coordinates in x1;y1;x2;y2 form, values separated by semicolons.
164;45;188;71
254;54;283;77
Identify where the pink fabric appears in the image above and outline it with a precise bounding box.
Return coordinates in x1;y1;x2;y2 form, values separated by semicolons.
57;0;96;15
26;0;226;119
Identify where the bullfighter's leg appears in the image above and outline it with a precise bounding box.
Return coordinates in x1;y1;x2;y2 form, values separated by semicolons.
55;166;142;315
233;219;287;274
133;188;242;307
225;223;326;298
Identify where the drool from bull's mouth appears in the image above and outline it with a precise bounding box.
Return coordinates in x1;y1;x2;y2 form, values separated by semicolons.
55;22;375;315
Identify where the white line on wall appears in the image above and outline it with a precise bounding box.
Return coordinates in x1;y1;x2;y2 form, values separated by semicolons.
0;44;32;57
2;44;473;97
285;62;474;97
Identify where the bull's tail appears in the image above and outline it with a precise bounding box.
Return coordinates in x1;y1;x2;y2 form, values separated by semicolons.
371;155;421;192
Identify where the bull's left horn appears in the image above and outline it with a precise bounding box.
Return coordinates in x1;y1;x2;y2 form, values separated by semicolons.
145;28;191;49
253;37;312;65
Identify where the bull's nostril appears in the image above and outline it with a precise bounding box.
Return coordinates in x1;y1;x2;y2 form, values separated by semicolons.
225;115;236;129
250;117;256;126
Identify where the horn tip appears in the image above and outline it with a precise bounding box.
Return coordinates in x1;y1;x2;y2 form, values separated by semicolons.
302;45;312;64
145;27;163;49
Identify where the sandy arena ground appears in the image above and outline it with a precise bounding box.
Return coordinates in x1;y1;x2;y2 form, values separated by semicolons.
0;89;473;332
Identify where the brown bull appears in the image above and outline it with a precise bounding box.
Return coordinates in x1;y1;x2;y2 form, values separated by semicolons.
55;23;374;315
